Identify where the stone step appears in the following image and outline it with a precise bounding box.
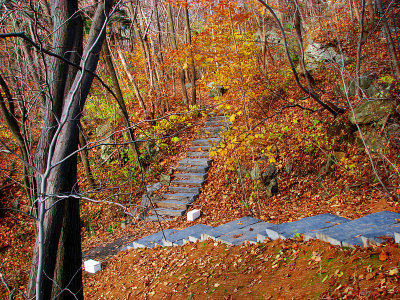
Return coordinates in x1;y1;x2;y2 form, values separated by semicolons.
201;216;262;241
122;229;175;249
176;165;209;173
168;186;201;194
266;213;349;241
192;138;221;146
304;211;400;247
190;145;214;151
162;224;214;246
155;200;192;210
170;179;205;187
187;152;210;158
204;120;230;127
216;222;274;246
145;214;174;222
256;233;268;243
395;232;400;243
360;223;400;247
151;207;186;217
178;158;212;167
202;126;225;134
163;193;199;201
175;173;207;181
208;115;229;122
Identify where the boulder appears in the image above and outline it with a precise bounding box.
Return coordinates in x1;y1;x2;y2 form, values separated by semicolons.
146;182;162;195
349;99;395;125
305;42;351;69
333;73;388;99
250;164;262;181
208;82;227;97
353;126;387;151
96;124;115;161
262;163;277;184
262;163;278;197
160;174;171;186
265;30;283;45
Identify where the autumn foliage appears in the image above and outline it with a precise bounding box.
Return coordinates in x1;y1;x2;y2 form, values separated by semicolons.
0;0;400;297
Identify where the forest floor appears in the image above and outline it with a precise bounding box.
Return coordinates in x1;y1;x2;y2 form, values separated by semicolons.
1;91;400;298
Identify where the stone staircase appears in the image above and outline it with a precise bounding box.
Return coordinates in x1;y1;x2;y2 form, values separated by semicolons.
122;211;400;251
145;114;231;222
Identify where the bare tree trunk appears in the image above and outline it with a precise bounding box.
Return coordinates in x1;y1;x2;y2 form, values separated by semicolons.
78;128;96;189
28;1;113;299
117;49;147;111
167;3;189;105
102;39;142;169
376;0;400;79
257;0;341;117
356;0;366;100
0;74;33;202
184;0;196;105
293;1;315;89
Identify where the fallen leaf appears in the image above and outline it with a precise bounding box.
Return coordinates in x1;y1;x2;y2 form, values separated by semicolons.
379;252;388;261
366;272;376;280
389;268;399;276
233;234;243;238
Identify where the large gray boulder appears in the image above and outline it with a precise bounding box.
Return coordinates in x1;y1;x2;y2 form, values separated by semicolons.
207;82;227;98
349;99;395;125
333;73;389;99
305;42;351;69
96;124;115;161
262;163;278;197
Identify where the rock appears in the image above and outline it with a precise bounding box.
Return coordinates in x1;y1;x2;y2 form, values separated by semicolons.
262;163;278;197
333;73;387;99
387;123;400;149
208;82;227;97
141;193;161;206
349;99;395;125
147;182;162;195
266;30;283;45
236;165;247;184
96;124;115;161
255;30;283;48
160;174;171;186
305;42;351;69
12;199;19;210
250;164;262;181
333;151;346;162
266;178;278;197
285;161;293;174
262;163;277;184
141;194;151;206
354;126;388;150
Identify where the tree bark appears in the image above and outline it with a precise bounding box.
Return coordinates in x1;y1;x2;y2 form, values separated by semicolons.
0;74;33;201
184;0;196;105
167;3;189;105
256;0;341;117
28;1;113;299
376;0;400;79
102;39;142;169
117;49;147;111
356;0;366;99
78;128;96;189
293;2;315;89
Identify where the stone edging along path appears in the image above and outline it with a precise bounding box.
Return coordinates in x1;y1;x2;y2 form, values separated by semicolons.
122;211;400;252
